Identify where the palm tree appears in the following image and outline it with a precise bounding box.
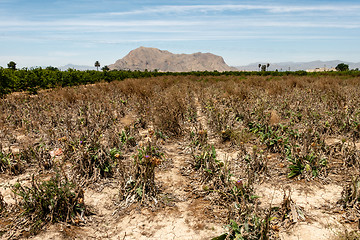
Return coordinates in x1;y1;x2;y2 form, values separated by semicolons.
266;63;270;71
258;64;261;71
94;61;100;71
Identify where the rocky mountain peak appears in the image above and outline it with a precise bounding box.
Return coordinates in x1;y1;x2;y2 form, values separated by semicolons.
108;47;237;72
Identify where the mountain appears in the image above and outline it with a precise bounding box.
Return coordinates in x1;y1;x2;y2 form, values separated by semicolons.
109;47;237;72
59;64;96;71
236;61;360;71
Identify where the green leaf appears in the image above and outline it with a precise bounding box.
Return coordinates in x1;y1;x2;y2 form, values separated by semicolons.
250;195;261;200
288;171;299;178
136;187;143;197
230;219;239;231
312;169;318;177
211;233;227;240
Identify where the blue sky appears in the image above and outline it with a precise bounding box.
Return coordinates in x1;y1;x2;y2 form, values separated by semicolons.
0;0;359;68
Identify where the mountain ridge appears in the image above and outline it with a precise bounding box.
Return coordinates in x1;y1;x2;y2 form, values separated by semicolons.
59;64;96;71
58;55;360;72
236;60;360;71
108;46;238;72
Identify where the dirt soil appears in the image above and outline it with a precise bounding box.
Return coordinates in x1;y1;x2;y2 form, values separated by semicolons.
0;92;357;240
2;139;350;240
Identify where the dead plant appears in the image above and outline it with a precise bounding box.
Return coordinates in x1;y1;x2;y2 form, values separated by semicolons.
11;169;87;236
122;141;165;207
0;150;23;175
0;192;6;213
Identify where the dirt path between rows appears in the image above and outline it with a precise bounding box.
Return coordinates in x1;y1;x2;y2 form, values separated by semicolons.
31;96;225;239
2;94;354;240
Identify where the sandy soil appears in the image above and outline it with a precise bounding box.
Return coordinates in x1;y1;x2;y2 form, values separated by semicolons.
0;95;357;240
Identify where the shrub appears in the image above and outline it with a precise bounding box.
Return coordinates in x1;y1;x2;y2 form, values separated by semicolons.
152;84;188;137
123;142;164;206
119;126;137;148
192;145;225;184
0;151;23;175
72;140;120;183
285;140;328;180
21;144;53;170
220;215;270;240
12;171;86;234
189;129;208;148
339;176;360;209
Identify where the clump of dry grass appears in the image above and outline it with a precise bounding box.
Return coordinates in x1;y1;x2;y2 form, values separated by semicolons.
338;176;360;225
334;230;360;240
192;145;226;185
121;141;165;208
0;193;6;213
189;128;208;149
0;150;23;175
10;170;87;237
20;144;53;170
152;86;187;136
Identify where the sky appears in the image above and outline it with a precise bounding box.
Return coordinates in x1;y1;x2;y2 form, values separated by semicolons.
0;0;359;68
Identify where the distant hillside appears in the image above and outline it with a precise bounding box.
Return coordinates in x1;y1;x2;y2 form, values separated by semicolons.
59;64;96;71
236;60;360;71
109;47;237;72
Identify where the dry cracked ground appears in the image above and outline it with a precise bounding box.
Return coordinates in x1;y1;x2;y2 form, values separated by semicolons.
1;134;358;240
1;80;360;240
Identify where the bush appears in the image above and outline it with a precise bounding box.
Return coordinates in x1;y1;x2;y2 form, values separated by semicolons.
72;139;120;183
193;145;225;184
0;151;23;175
12;171;86;234
123;142;164;206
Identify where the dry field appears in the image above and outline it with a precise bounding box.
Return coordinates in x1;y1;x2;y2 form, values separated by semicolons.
1;75;360;239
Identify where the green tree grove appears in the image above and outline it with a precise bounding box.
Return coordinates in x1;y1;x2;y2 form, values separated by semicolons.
7;61;16;70
335;63;349;71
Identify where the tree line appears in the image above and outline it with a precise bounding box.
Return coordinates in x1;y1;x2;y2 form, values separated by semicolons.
0;67;166;97
0;63;359;97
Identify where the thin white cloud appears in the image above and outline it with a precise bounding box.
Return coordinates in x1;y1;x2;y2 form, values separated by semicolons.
242;21;360;29
266;5;360;13
1;30;352;45
0;18;359;31
91;34;356;43
107;4;360;16
0;20;201;28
